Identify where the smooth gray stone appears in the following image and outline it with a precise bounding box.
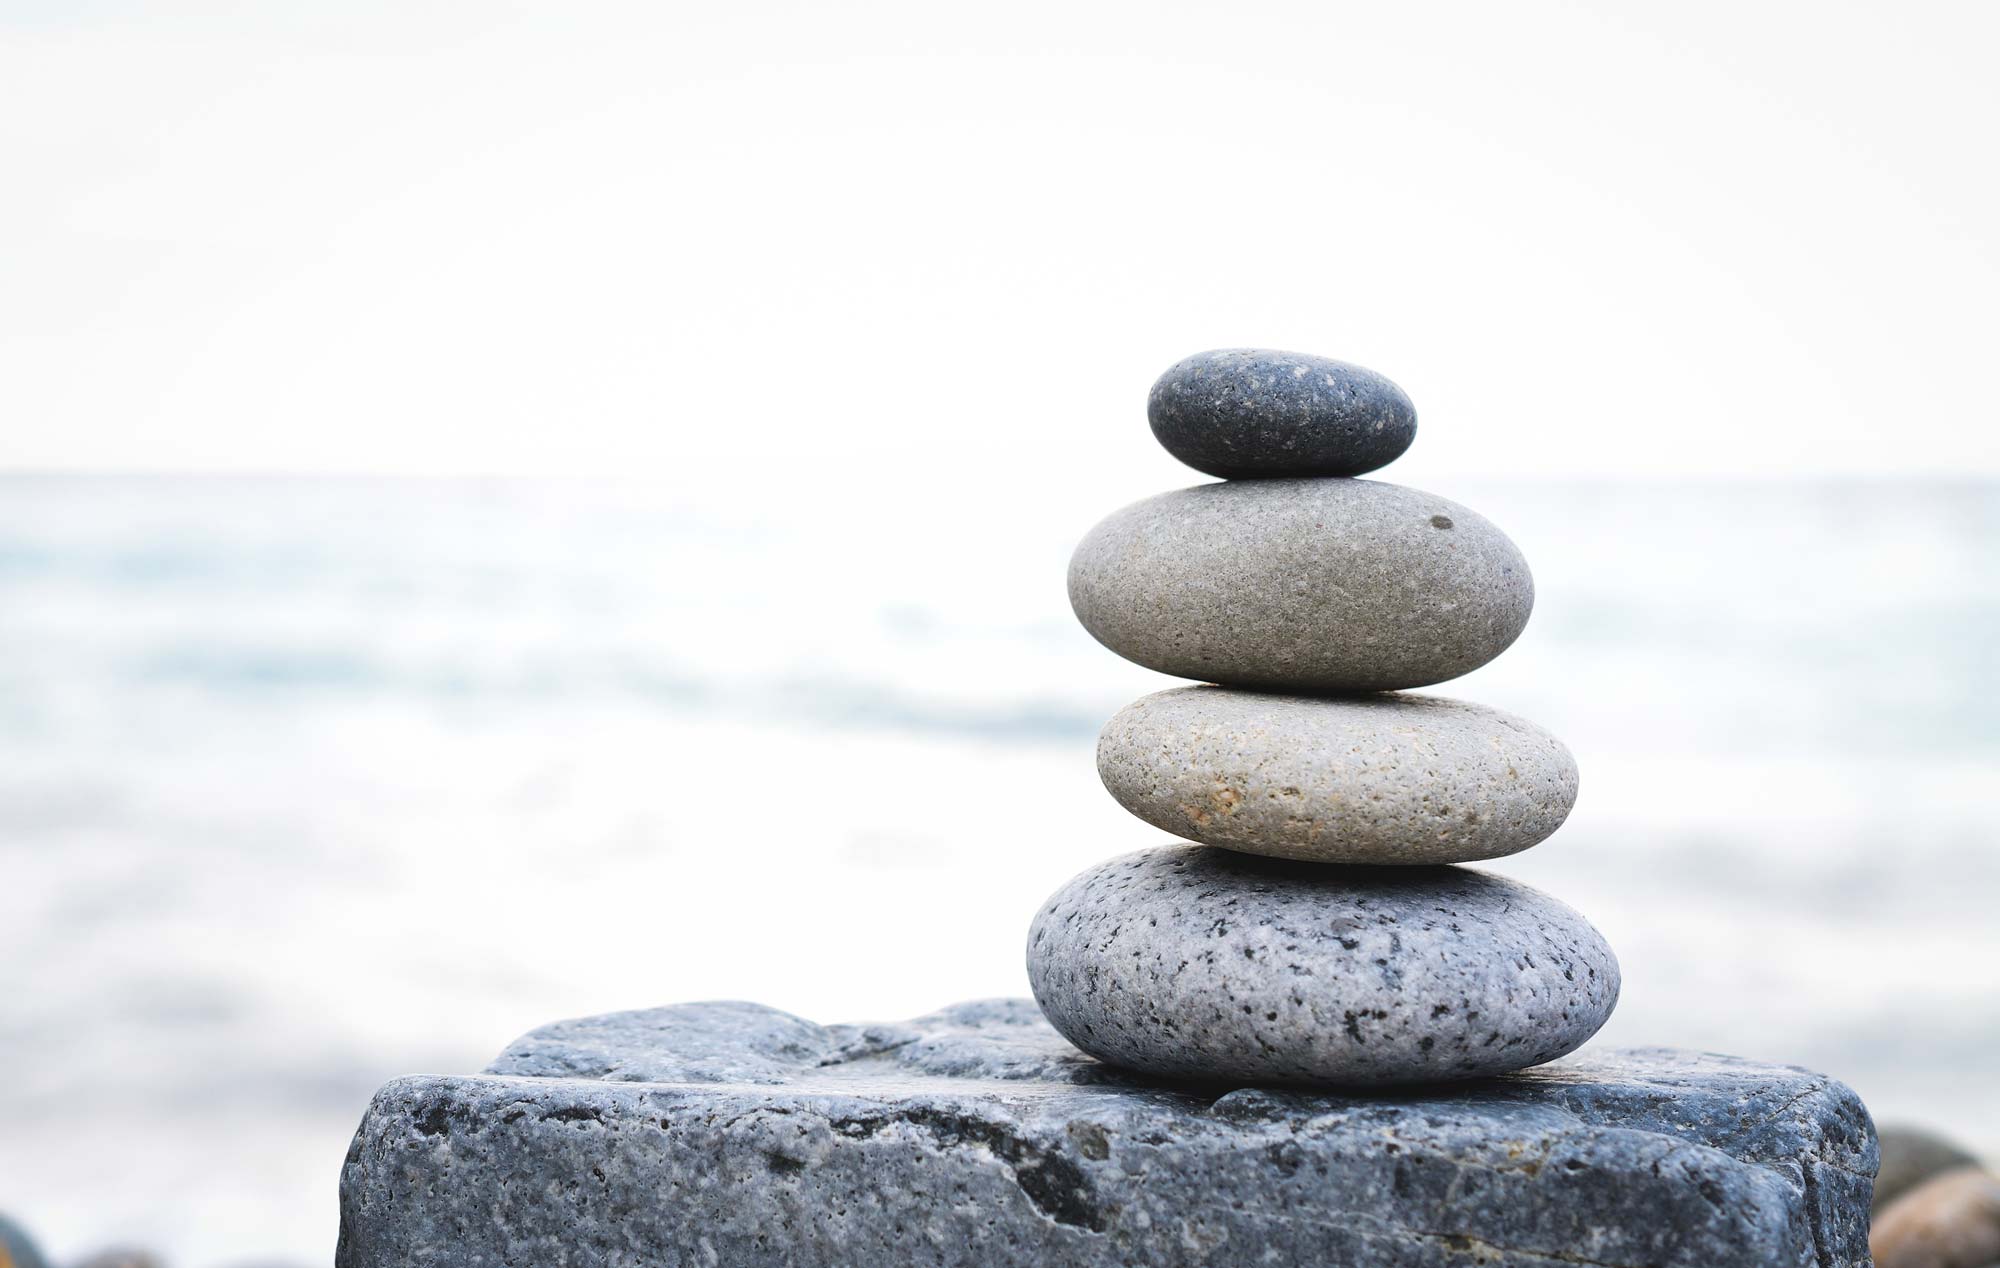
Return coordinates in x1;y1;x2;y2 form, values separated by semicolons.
1068;479;1533;692
336;999;1876;1268
1028;847;1617;1086
1874;1123;1982;1210
1098;686;1578;864
1148;349;1417;478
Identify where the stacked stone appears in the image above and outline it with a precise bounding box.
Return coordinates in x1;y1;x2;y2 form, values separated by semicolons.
1028;348;1619;1086
336;353;1876;1262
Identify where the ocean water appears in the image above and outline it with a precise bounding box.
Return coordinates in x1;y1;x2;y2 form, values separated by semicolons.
0;473;1994;1266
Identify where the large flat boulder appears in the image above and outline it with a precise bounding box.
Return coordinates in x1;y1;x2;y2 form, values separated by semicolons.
337;999;1875;1267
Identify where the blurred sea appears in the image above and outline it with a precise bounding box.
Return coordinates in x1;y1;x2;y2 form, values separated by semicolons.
1;472;1995;1266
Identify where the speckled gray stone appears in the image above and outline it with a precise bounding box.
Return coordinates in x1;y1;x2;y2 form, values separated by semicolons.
336;998;1875;1268
1149;349;1418;478
1098;687;1578;864
1028;847;1617;1086
1068;478;1533;692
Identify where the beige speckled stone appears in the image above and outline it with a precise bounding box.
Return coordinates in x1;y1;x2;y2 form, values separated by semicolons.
1097;687;1578;865
1872;1166;2000;1268
1067;478;1533;693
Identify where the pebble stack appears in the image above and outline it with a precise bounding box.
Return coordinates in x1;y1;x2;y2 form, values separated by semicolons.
1029;348;1619;1086
335;352;1877;1263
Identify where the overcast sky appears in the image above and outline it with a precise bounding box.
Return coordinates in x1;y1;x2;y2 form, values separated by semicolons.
3;0;1996;480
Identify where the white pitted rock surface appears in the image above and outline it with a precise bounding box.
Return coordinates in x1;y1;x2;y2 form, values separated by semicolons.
1067;478;1533;692
1027;846;1618;1086
336;999;1876;1267
1097;686;1578;864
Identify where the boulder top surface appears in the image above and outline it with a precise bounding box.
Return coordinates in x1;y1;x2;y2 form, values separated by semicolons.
340;998;1877;1268
480;997;1871;1171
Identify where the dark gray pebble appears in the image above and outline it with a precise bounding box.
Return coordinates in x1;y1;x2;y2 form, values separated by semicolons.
1148;349;1417;478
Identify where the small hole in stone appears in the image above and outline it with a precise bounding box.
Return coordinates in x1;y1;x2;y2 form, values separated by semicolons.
1429;515;1454;529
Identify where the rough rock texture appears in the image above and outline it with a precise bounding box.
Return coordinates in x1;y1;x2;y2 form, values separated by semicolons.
337;998;1875;1268
1098;686;1578;864
1068;478;1533;692
1148;348;1418;478
1028;847;1617;1085
1872;1166;2000;1268
1877;1124;1984;1210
